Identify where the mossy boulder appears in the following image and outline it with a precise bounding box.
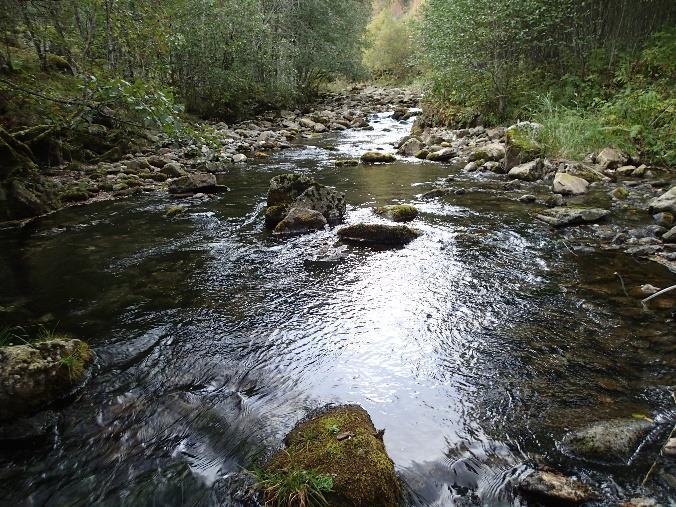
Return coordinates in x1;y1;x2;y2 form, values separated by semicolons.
338;223;421;246
469;142;506;163
263;405;401;507
267;173;316;208
374;204;418;222
0;338;93;422
360;151;396;164
335;159;360;167
504;127;542;170
274;207;327;235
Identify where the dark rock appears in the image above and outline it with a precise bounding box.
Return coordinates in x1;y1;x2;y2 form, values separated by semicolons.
663;226;676;243
274;207;327;235
168;173;217;194
421;188;451;199
517;470;595;505
374;204;418;222
338;223;421;246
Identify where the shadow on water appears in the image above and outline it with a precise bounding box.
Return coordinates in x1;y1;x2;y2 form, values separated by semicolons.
0;112;674;506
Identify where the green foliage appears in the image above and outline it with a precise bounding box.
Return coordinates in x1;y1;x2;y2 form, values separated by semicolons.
250;466;334;507
363;3;417;82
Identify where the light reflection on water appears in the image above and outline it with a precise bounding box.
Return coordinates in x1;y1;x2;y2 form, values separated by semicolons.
0;111;674;506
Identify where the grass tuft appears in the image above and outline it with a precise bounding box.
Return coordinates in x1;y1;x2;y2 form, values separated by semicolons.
250;466;334;507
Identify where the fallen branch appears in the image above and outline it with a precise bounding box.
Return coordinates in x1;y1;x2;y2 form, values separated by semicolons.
641;284;676;308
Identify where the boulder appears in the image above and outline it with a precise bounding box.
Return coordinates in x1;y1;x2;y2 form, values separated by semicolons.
597;147;628;170
553;172;589;195
168;173;218;194
397;138;423;156
648;186;676;214
536;207;610;227
294;185;346;224
374;204;418;222
508;159;543;181
161;162;186;178
147;155;170;168
663;226;676;243
0;339;93;422
463;161;478;172
561;418;654;464
517;470;595;505
361;151;396;164
469;143;505;162
335;159;360;167
483;161;504;173
426;148;456;162
558;162;605;182
232;154;248;163
267;173;316;208
259;405;401;507
504;127;542;170
338;223;421;246
273;207;327;235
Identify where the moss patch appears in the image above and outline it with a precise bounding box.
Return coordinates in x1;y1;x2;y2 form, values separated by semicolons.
264;405;401;507
374;204;418;222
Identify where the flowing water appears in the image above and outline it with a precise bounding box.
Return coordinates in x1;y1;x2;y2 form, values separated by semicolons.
0;112;675;506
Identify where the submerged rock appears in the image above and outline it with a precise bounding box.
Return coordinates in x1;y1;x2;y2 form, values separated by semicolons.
261;405;401;507
517;470;595;505
553;172;589;195
338;223;421;246
274;207;327;235
536;207;610;227
561;418;654;464
361;151;396;164
374;204;418;222
0;339;93;422
421;188;452;199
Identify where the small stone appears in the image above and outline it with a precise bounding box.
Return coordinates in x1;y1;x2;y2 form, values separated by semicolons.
653;212;674;228
336;431;355;441
664;437;676;457
518;194;537;203
611;187;629;200
335;159;360;167
232;154;247;163
639;284;661;295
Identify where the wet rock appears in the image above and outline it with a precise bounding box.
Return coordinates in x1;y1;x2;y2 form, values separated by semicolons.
621;498;661;507
518;194;537;203
597;147;628;170
508;159;543;181
335;159;360;167
483;161;504;173
463;161;478;172
294;185;346;224
260;405;401;507
0;410;58;444
168;173;218;194
663;226;676;243
517;470;595;505
374;204;418;222
611;186;630;200
274;207;327;235
648;186;676;214
553;173;589;195
426;147;456;162
232;154;248;163
653;212;674;228
536;207;610;227
161;162;186;178
397;138;423;156
338;223;421;246
361;151;396;164
415;149;430;160
421;188;451;199
0;339;93;422
561;418;654;464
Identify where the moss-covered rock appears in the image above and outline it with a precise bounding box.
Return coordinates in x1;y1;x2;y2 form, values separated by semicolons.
374;204;418;222
338;223;421;246
0;338;93;422
274;207;327;235
360;151;396;164
335;159;360;167
504;128;541;170
263;405;401;507
267;173;316;208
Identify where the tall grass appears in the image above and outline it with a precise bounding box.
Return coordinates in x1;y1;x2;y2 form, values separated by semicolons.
250;467;333;507
531;96;633;160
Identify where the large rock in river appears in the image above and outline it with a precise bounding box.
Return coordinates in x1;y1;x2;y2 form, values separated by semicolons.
561;418;654;464
260;405;401;507
374;204;418;222
168;173;218;194
553;172;589;195
508;159;543;182
274;207;327;235
536;207;609;227
338;223;421;246
648;186;676;214
0;339;93;422
397;138;423;156
361;151;396;164
517;470;595;505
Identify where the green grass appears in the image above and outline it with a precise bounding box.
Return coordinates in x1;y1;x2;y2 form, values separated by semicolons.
250;466;334;507
531;96;634;160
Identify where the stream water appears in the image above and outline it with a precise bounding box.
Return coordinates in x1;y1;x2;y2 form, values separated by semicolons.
0;112;674;506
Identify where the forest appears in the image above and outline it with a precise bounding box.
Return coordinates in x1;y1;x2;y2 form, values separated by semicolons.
0;1;675;507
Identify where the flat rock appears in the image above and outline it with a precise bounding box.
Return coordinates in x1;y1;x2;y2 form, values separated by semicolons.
561;418;654;464
337;223;421;246
168;173;217;194
536;207;609;227
648;186;676;214
426;147;456;162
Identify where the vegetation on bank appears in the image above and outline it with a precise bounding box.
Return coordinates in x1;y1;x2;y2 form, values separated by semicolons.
414;0;676;166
